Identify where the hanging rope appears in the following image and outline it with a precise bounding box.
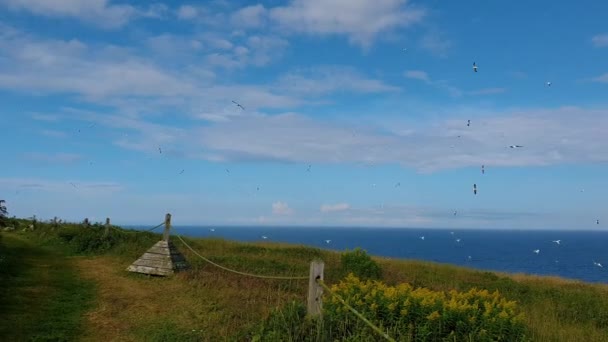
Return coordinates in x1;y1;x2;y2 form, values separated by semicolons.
175;234;308;280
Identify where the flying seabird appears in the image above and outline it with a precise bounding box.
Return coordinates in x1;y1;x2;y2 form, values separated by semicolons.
158;147;162;154
420;236;425;240
597;219;600;225
509;145;524;148
232;100;245;110
455;238;461;243
593;261;603;268
262;235;268;240
325;240;331;244
467;120;471;127
473;62;478;72
481;165;485;174
533;249;540;254
546;81;552;87
473;183;477;195
552;240;561;245
179;169;185;174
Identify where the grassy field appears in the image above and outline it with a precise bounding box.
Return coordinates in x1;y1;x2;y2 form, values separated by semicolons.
1;219;608;341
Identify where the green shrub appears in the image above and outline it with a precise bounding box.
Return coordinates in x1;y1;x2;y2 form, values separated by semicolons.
252;274;529;341
323;274;528;341
341;248;382;281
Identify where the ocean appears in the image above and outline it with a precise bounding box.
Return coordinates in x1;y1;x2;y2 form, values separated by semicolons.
146;226;608;284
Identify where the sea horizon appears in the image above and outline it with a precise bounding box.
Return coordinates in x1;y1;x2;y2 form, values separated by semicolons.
123;225;608;285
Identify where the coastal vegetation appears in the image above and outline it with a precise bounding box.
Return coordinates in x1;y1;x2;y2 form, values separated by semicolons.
1;217;607;341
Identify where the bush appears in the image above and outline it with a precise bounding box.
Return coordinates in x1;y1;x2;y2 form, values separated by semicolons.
323;274;528;341
341;248;382;281
252;274;528;341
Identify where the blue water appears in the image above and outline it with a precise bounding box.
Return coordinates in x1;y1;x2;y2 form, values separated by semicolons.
134;226;608;284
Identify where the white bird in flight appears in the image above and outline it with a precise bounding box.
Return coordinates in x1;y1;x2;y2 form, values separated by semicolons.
325;240;331;244
552;240;561;245
509;145;524;148
533;249;540;254
210;228;215;232
546;81;552;87
473;62;478;72
455;238;461;243
232;100;245;110
262;235;268;240
420;236;425;241
593;261;603;268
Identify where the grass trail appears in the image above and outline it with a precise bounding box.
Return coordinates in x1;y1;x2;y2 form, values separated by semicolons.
0;233;96;341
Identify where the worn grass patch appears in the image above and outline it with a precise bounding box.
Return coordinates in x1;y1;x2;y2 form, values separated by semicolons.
0;233;96;341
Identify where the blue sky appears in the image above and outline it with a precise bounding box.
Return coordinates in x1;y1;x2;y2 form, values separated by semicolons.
1;0;607;229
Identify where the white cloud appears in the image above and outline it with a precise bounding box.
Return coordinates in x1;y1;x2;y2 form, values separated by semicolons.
176;5;199;20
321;203;350;213
0;0;164;29
277;66;400;96
404;70;461;96
187;106;608;172
0;177;123;195
419;31;452;57
467;87;506;95
272;201;294;215
0;28;298;116
31;113;61;122
231;4;267;28
404;70;431;83
268;0;425;47
591;33;608;48
592;73;608;83
404;70;503;97
21;152;83;165
40;129;67;138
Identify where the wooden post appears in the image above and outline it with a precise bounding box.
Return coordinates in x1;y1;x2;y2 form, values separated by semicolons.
103;218;110;238
307;260;324;317
162;213;171;242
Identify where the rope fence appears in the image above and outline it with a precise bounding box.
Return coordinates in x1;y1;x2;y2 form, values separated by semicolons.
175;233;308;280
92;213;393;341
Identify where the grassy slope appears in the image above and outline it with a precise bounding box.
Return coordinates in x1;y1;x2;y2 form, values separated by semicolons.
2;221;608;341
0;233;96;342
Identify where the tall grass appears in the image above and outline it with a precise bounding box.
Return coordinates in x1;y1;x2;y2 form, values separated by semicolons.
3;218;608;341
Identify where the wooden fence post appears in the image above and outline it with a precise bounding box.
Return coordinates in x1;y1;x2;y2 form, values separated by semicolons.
307;260;325;317
103;218;111;238
162;213;171;242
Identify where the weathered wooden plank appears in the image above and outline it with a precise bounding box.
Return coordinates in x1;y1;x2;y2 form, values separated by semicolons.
126;265;174;276
139;252;172;261
146;246;171;255
132;258;174;269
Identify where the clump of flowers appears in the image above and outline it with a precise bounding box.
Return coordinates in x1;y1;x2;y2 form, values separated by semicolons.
323;274;527;341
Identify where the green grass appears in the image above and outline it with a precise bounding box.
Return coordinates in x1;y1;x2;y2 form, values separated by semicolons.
0;233;96;341
2;219;608;341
